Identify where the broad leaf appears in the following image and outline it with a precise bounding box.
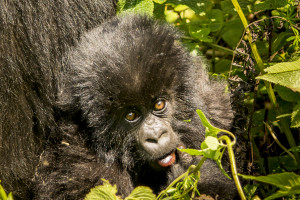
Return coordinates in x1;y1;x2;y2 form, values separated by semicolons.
240;172;300;189
257;59;300;92
125;186;155;200
189;27;213;43
275;85;300;102
168;0;213;14
240;172;300;200
207;9;224;32
117;0;154;16
202;136;220;151
201;136;222;160
85;179;121;200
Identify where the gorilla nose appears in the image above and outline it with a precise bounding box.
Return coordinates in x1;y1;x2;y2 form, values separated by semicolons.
140;121;177;157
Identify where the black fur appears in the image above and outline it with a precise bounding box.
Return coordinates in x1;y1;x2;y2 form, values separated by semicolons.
0;1;236;199
0;0;116;198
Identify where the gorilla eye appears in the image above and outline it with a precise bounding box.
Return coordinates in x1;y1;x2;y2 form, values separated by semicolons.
125;111;139;122
154;100;166;111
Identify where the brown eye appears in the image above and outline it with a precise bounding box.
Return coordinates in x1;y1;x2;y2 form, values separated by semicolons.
154;100;166;111
125;111;138;121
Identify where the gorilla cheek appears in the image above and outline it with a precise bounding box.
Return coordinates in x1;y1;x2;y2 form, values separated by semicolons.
138;115;179;166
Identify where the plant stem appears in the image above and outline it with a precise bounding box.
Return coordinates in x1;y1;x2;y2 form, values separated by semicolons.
156;156;207;200
193;156;207;175
231;0;300;166
156;166;193;200
264;122;296;161
219;135;246;200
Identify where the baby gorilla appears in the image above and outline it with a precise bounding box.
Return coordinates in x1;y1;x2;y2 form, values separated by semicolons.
36;15;236;199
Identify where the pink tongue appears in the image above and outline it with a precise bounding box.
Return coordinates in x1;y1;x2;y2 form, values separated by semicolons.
158;152;176;167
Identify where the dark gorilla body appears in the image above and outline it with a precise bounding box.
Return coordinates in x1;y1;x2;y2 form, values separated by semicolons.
0;1;236;199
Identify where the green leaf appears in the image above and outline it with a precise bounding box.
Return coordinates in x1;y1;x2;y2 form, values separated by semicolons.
272;32;293;53
202;136;220;150
85;179;121;200
265;188;300;200
257;59;300;92
243;184;259;200
254;0;289;12
291;102;300;128
117;0;154;16
153;0;166;4
207;9;224;32
196;109;222;137
201;136;222;160
239;172;300;199
168;0;213;14
7;193;14;200
220;0;234;14
178;148;203;156
189;27;213;42
165;10;179;23
289;146;300;153
0;182;8;200
125;186;155;200
275;85;300;102
221;19;244;48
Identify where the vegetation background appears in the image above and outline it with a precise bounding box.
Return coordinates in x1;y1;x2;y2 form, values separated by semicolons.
1;0;300;200
118;0;300;199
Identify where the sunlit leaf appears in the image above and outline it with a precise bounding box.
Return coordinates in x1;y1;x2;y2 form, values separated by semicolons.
153;0;166;4
117;0;154;16
168;0;213;14
178;148;203;156
125;186;155;200
257;59;300;92
85;179;121;200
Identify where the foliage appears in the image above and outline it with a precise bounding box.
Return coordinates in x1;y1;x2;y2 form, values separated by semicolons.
115;0;300;199
240;172;300;200
85;179;156;200
0;181;13;200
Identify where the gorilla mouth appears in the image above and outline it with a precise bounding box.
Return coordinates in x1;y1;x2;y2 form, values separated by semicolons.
157;151;176;167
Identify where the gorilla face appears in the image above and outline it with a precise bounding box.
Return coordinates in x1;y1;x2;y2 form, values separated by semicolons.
59;14;235;197
61;15;194;166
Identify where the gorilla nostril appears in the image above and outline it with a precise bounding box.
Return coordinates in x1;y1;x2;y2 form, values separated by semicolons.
146;138;158;143
145;130;168;144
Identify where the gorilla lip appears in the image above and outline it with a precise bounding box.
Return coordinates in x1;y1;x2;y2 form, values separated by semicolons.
157;151;176;167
